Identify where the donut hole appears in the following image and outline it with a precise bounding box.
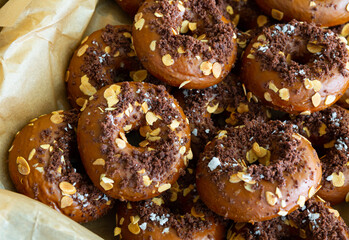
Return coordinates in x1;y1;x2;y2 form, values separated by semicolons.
210;111;231;129
286;41;313;65
125;129;146;147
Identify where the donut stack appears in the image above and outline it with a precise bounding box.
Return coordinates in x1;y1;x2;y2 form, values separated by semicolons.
7;0;349;239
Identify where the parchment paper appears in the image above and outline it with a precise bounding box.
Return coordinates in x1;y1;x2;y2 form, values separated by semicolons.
0;0;349;239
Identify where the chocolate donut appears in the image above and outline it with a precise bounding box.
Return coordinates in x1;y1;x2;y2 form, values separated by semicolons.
228;196;349;239
115;0;143;17
114;167;227;240
255;0;349;27
132;0;238;89
176;74;270;158
196;121;322;222
8;110;113;223
241;20;349;114
66;24;161;109
291;105;349;204
77;82;191;201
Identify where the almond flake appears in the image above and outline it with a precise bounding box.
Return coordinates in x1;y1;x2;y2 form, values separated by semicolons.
325;95;336;105
93;158;105;166
307;43;323;53
271;9;284;20
149;40;156;51
264;92;272;102
179;80;191;89
162;54;174;66
80;75;97;96
128;222;140;235
154;12;163;18
169;119;180;130
200;61;213;75
212;62;222;79
279;88;290;101
158;183;171;192
345;192;349;202
311;93;321;107
59;181;76;195
146;112;158;125
257;15;268;27
152;197;164;206
114;227;121;236
277;209;288;216
16;156;30;175
308;186;316;198
312;80;322;92
331;172;345;187
226;5;234;15
115;138;126;149
134;18;145;31
40;144;50;150
28;149;36;161
50;113;63;124
269;82;279;93
229;174;241;183
60;196;73;208
143;175;152;186
275;187;282;199
207;103;219;113
132;70;148;82
244;183;255;192
265;191;277;206
297;195;306;207
77;44;88;57
188;22;197;31
328;208;340;217
247;53;255;59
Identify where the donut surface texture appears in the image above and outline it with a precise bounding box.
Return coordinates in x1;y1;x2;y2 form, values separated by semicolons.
8;110;113;223
132;0;238;89
77;82;191;201
196;121;322;222
241;20;349;114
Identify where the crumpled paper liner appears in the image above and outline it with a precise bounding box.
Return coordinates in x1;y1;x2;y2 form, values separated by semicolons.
0;0;349;239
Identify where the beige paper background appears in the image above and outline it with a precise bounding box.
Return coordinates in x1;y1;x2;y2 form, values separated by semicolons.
0;0;349;239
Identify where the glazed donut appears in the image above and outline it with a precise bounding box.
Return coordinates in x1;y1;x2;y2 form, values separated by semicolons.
132;0;238;89
66;24;163;109
227;196;349;240
176;73;270;158
77;82;191;201
217;0;272;30
115;0;143;17
114;167;227;240
196;120;322;222
241;20;349;114
291;105;349;204
255;0;349;27
8;110;113;223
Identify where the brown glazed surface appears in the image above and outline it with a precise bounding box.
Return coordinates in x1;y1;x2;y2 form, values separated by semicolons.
228;197;349;240
8;110;113;223
241;21;349;114
66;25;145;109
291;105;349;204
196;121;322;222
77;82;191;201
115;0;143;17
255;0;349;27
132;0;237;89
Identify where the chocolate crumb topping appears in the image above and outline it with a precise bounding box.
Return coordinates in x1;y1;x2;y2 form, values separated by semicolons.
144;0;236;63
179;74;269;155
252;20;349;84
291;105;349;180
236;198;349;239
200;121;303;189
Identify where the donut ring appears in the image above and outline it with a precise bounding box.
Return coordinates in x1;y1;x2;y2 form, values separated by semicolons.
176;73;270;158
132;0;238;89
196;121;322;222
8;110;113;223
255;0;349;27
66;24;159;109
291;105;349;204
114;167;227;240
241;20;349;114
228;196;349;239
77;82;191;201
115;0;143;17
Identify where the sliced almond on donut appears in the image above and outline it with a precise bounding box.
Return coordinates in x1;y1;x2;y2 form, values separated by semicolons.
77;44;88;57
229;174;241;183
226;5;234;15
264;92;272;102
134;18;145;31
325;95;336;105
60;196;73;208
212;62;222;79
16;156;30;175
307;43;323;53
207;103;219;113
100;175;114;191
297;195;306;207
328;208;340;217
143;175;152;187
346;3;349;12
158;183;171;193
309;1;316;7
149;40;157;51
93;158;105;166
318;123;327;136
244;183;255;192
341;24;349;37
59;181;76;195
268;82;279;93
277;209;288;216
257;34;266;42
128;222;140;235
191;206;205;218
168;119;180;130
179;146;186;155
132;70;148;82
152;197;164;206
257;15;268;27
275;187;282;199
246;54;255;59
279;88;290;101
237;103;249;114
311;93;321;107
65;70;70;82
332;172;345;187
28;149;36;161
200;61;213;75
308;186;316;198
312;80;322;92
50;113;63;124
80;75;97;96
188;22;197;31
146;112;158;125
40;144;50;150
265;191;277;206
271;9;284;20
114;227;121;236
162;54;174;66
303;78;313;90
246;149;258;164
179;80;191;89
345;192;349;202
115;138;126;149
